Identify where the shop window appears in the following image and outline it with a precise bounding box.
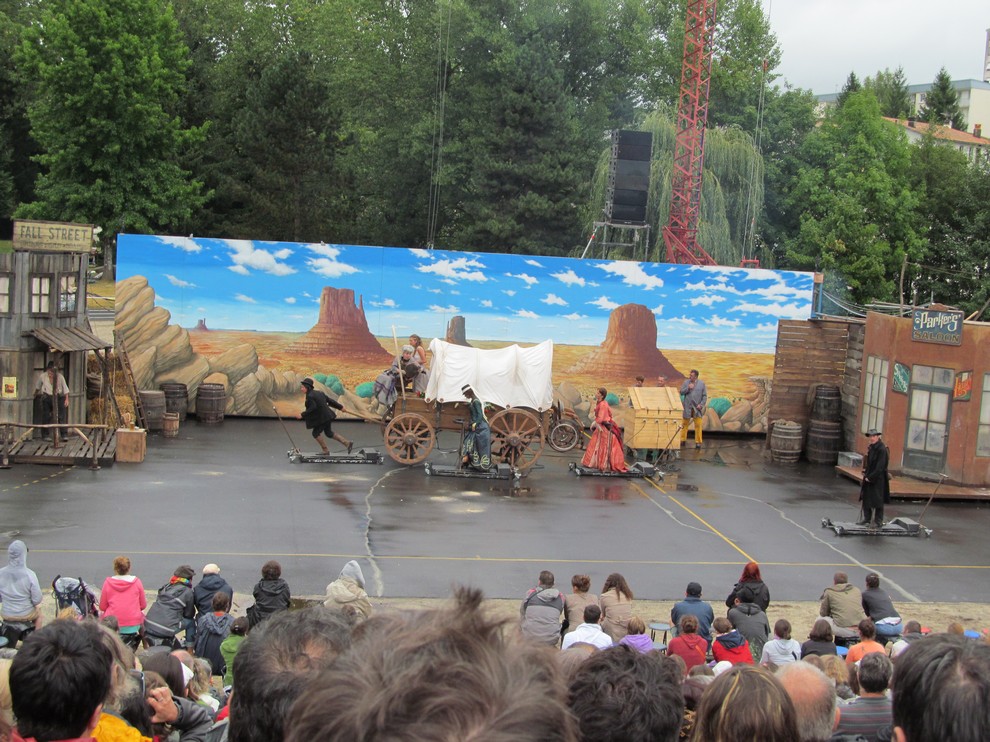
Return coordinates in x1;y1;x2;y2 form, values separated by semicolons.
978;374;990;457
30;274;52;314
58;274;78;315
0;273;10;314
862;355;889;435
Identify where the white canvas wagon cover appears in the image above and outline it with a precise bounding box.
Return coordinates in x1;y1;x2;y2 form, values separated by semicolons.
426;338;554;411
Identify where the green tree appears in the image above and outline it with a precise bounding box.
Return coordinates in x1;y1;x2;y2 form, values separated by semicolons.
919;67;965;130
15;0;206;267
835;71;861;108
864;66;911;119
783;90;921;303
0;0;39;223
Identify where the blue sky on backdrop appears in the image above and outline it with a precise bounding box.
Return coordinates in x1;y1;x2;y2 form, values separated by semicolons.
117;234;814;353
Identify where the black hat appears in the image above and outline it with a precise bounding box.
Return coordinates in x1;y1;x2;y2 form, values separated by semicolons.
174;565;195;580
866;429;881;437
686;581;702;596
301;378;314;389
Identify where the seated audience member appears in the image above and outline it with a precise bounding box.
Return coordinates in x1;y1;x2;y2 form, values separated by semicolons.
188;658;220;713
760;618;801;668
801;654;824;671
195;591;234;677
99;556;146;649
561;604;612;650
563;575;598;636
599;573;634;642
801;618;839;658
727;587;770;662
323;560;372;622
724;561;770;613
819;572;863;641
229;607;352;742
144;565;196;648
569;646;684;742
193;564;234;618
834;652;893;739
520;570;565;647
891;634;990;742
557;644;597;683
887;620;924;659
140;652;187;698
667;614;707;671
776;661;839;742
861;573;902;642
246;560;290;628
220;617;249;689
617;616;653;654
9;620;112;742
845;619;885;665
283;587;578;742
671;582;714;646
711;616;753;665
819;654;856;702
690;665;800;742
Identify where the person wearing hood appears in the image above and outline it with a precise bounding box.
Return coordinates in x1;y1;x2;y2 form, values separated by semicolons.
724;561;770;613
195;591;234;677
0;540;43;641
299;378;350;455
727;589;770;663
616;615;653;654
519;570;564;646
323;560;372;622
144;565;196;647
246;560;290;627
99;556;147;646
819;571;864;640
711;616;754;665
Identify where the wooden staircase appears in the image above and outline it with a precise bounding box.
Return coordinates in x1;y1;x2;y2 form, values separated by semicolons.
114;331;146;429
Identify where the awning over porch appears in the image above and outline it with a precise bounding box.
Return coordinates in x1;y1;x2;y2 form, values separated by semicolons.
30;325;112;352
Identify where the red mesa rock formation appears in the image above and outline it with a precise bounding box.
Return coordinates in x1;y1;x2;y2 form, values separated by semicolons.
567;303;683;380
445;316;472;347
288;287;390;359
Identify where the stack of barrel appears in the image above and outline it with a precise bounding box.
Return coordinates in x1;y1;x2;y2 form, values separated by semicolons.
806;385;842;465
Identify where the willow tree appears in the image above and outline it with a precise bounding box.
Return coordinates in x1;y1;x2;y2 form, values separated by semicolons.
580;109;764;266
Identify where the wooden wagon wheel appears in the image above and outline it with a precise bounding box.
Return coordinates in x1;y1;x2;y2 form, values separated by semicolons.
384;413;435;465
489;409;544;471
548;420;581;452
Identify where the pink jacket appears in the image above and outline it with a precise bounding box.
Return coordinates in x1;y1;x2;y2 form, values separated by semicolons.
99;575;147;627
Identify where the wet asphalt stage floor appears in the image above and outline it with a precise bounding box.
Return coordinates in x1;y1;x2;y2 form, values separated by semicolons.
2;417;988;605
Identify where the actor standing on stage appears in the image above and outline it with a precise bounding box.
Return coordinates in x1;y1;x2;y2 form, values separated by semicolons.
680;369;707;448
581;387;627;473
34;362;69;439
859;429;890;527
461;384;491;470
300;378;351;454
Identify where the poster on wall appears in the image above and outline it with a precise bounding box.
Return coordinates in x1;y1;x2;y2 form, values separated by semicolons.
114;234;814;433
954;371;973;401
892;362;910;394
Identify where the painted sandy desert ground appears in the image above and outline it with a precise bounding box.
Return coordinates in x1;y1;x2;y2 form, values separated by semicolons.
188;330;773;409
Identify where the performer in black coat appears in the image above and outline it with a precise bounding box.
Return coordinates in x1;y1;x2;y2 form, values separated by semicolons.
300;378;351;454
859;429;890;527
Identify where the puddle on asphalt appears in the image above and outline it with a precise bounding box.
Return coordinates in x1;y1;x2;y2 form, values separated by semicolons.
593;486;623;501
675;483;698;492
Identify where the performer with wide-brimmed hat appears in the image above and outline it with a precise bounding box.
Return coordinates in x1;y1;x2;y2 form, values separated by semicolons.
859;429;890;527
299;378;351;454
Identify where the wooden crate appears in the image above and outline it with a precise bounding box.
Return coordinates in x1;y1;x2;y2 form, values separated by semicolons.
627;387;683;450
115;428;146;463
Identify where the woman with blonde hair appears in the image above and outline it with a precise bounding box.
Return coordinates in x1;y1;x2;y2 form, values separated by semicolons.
599;572;634;641
99;555;146;648
691;665;800;742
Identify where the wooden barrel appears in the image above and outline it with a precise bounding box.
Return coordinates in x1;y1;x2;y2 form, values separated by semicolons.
138;390;166;432
196;383;226;425
770;421;803;464
160;383;189;422
811;385;842;422
162;412;180;438
806;419;842;464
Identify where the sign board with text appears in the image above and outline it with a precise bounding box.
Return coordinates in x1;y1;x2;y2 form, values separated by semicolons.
12;219;95;253
911;308;963;346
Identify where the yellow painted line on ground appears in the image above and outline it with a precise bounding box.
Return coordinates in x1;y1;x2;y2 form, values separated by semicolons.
630;476;754;563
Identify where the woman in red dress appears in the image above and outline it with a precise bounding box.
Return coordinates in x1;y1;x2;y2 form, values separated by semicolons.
581;387;627;472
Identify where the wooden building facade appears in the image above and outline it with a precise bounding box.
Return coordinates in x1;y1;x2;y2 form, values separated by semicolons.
1;221;110;433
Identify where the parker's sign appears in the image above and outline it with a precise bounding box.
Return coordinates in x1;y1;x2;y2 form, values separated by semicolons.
12;219;95;253
911;307;963;346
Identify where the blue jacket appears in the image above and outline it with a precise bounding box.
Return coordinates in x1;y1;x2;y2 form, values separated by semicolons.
671;595;715;644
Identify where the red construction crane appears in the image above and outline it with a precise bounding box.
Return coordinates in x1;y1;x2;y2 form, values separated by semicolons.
662;0;718;266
